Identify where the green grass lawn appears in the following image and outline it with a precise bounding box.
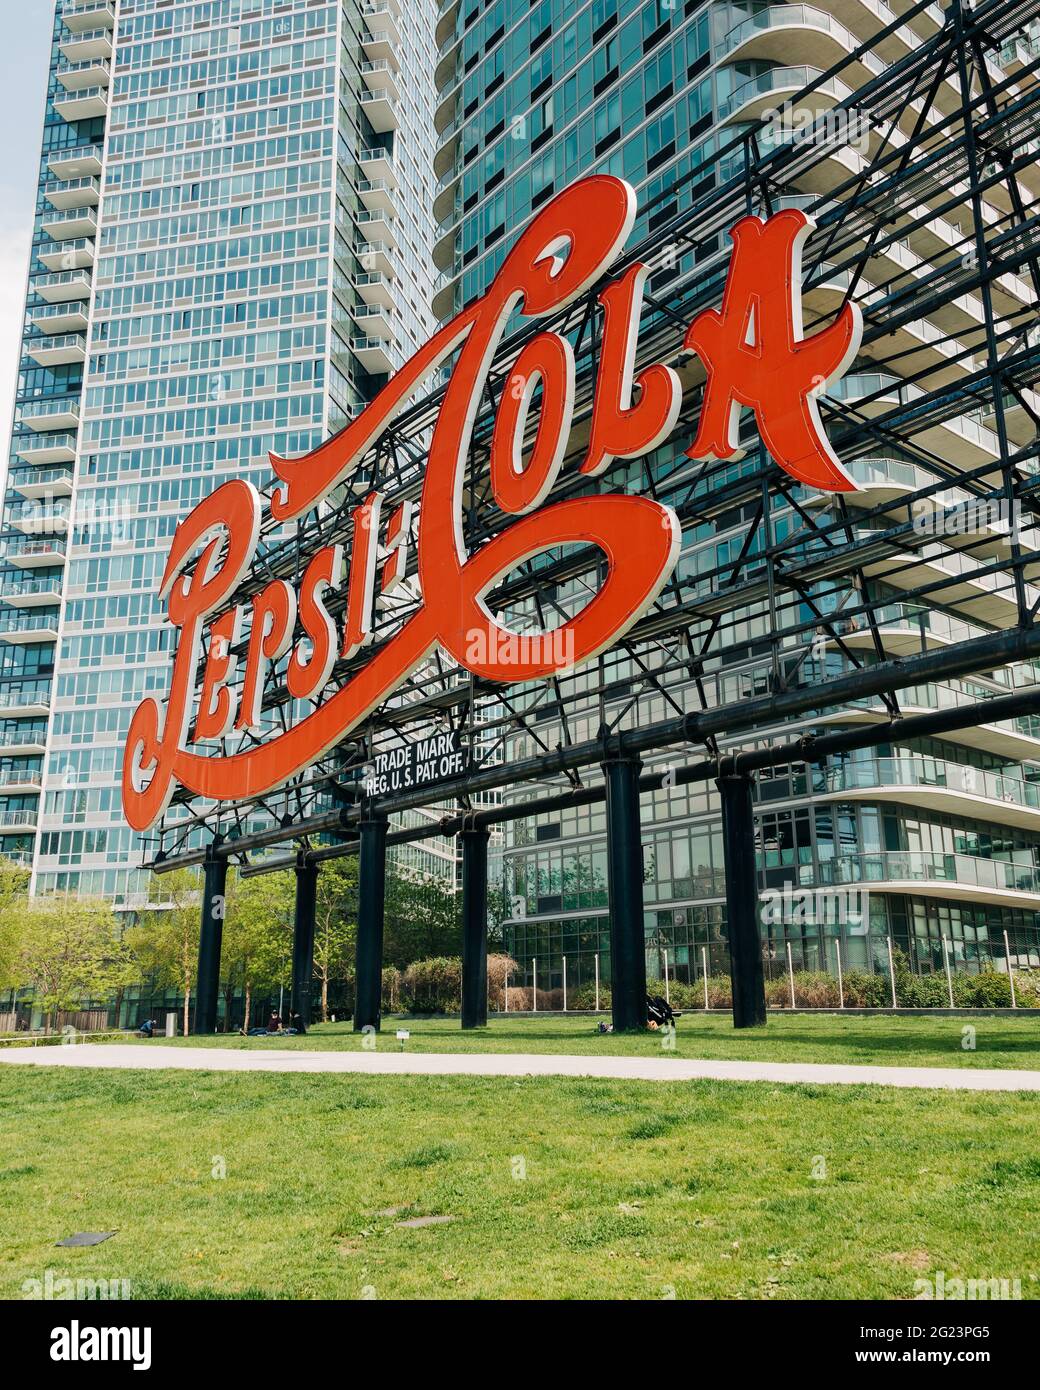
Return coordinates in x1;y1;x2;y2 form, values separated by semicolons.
122;1011;1040;1071
0;1065;1037;1299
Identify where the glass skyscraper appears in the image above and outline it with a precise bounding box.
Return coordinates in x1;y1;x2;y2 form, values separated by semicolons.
433;0;1040;988
2;0;446;904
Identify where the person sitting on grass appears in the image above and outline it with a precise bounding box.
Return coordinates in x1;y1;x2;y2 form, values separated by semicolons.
267;1011;282;1033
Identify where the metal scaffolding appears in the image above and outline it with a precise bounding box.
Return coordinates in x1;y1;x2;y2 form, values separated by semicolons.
141;0;1040;1032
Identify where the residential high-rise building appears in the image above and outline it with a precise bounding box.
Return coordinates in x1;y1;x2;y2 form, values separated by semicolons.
2;0;446;904
433;0;1040;990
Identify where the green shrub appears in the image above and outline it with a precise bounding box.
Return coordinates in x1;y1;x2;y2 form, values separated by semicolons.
400;956;462;1014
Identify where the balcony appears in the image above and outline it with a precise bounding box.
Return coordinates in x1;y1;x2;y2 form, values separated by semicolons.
54;86;109;122
0;577;64;608
718;65;838;124
360;6;402;48
817;850;1040;911
0;612;59;645
14;432;77;465
57;56;111;91
358;178;396;215
27;334;86;368
353;303;393;340
41;205;98;241
359;88;398;133
20;400;79;432
359;147;396;185
39;238;96;272
815;754;1040;833
355;241;393;277
356;208;397;247
352;335;394;373
47;144;102;182
33;268;91;304
0;810;39;832
59;27;113;63
0;731;47;756
45;176;100;211
0;690;50;719
5;537;67;569
353;270;394;308
30;301;88;334
10;501;71;536
61;0;116;34
9;466;74;500
360;60;400;101
0;771;43;794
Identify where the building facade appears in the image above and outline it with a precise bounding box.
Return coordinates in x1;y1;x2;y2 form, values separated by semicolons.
433;0;1040;991
1;0;447;905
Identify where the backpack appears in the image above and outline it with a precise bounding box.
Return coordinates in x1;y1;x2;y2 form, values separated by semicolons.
646;994;675;1027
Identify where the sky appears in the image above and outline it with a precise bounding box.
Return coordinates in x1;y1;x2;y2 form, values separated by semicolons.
0;4;58;469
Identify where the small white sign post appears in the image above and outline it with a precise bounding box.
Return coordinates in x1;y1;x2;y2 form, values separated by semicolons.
836;939;844;1010
562;956;567;1013
786;940;795;1009
594;953;600;1012
701;946;709;1011
532;958;537;1013
886;936;897;1008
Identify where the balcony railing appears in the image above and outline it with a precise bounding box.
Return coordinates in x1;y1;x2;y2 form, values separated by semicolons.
817;850;1040;898
817;754;1040;814
0;610;59;637
0;812;39;830
0;577;63;603
0;729;47;750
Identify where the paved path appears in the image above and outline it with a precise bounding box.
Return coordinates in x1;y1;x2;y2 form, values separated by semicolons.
2;1043;1040;1092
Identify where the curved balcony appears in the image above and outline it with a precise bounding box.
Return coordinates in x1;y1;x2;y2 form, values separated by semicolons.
718;5;883;86
817;850;1040;910
814;753;1040;832
811;678;1040;763
819;599;984;657
718;65;845;124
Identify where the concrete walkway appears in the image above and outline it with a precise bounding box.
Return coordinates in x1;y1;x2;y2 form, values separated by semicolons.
2;1043;1040;1092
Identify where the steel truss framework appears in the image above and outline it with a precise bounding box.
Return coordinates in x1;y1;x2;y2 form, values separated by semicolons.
148;0;1040;1031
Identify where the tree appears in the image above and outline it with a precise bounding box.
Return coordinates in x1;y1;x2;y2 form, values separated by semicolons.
18;895;133;1032
223;869;294;1030
0;857;30;994
383;866;460;969
126;868;201;1036
313;857;357;1020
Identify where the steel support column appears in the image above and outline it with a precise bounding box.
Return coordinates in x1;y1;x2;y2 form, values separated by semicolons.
290;853;319;1027
193;845;227;1035
603;754;647;1031
354;812;388;1032
460;823;491;1029
716;771;766;1028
